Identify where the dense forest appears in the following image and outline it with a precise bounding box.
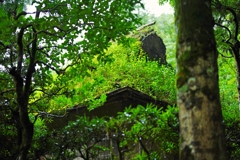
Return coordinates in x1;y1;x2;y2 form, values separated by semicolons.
0;0;240;159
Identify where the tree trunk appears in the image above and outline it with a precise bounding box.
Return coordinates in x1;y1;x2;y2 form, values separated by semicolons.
18;106;34;160
175;0;227;159
10;69;34;160
117;140;124;160
15;93;34;160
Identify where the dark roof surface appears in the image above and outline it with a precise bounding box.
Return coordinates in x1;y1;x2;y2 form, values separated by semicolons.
47;86;169;129
104;86;169;107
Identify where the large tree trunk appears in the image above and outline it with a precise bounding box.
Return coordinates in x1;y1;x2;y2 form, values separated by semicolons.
175;0;227;159
18;103;34;160
10;74;34;160
10;23;36;159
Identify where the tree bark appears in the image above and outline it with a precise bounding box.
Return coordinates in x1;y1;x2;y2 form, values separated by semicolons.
10;19;37;160
10;68;34;160
175;0;227;159
18;103;34;160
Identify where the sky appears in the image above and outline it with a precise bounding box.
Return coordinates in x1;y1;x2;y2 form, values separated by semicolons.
142;0;174;16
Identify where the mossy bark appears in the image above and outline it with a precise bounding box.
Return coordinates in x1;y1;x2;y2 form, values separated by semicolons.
175;0;227;159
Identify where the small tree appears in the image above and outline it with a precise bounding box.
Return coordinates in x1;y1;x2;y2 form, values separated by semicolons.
213;0;240;109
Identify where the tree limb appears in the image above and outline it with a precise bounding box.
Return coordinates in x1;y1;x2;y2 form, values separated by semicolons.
37;111;68;118
225;7;239;40
136;21;156;31
0;88;15;95
36;30;63;38
215;22;232;43
0;41;5;47
14;3;67;20
35;60;63;75
15;11;27;20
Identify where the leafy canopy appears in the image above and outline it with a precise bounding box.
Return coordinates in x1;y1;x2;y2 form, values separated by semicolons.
0;0;142;112
0;0;143;158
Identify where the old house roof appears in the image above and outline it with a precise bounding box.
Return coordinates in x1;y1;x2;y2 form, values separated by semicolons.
47;86;169;129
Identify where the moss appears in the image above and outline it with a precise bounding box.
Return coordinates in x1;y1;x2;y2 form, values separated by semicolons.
131;27;155;41
177;75;186;89
179;84;188;92
177;43;199;68
181;49;192;61
206;67;214;76
176;66;191;88
187;77;196;83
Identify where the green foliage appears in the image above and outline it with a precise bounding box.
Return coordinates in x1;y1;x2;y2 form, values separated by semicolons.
213;1;240;157
218;57;238;118
0;0;143;111
3;0;240;159
0;124;18;160
43;38;176;114
30;118;54;159
23;11;178;158
212;0;240;158
82;41;176;104
218;56;240;159
48;116;108;159
40;104;178;159
107;104;179;159
0;0;143;158
158;0;175;7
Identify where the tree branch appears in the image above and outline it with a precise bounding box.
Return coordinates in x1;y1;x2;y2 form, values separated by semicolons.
219;52;233;58
36;30;63;38
0;88;15;95
15;11;27;20
36;26;76;38
37;111;68;118
14;3;67;20
35;60;79;75
35;60;63;75
136;21;156;31
17;28;24;73
215;22;232;43
16;24;33;72
138;135;150;159
225;7;239;40
0;41;5;47
23;9;41;98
